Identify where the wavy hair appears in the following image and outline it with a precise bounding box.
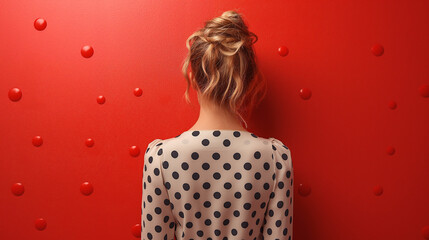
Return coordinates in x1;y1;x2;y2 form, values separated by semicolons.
181;10;267;128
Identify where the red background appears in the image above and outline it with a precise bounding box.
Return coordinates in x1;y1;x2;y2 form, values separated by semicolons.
1;0;429;239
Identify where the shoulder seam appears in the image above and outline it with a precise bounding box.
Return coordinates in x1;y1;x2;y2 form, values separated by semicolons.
157;139;177;224
269;137;278;199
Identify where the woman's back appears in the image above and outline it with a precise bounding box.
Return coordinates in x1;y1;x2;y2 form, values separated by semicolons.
141;129;293;240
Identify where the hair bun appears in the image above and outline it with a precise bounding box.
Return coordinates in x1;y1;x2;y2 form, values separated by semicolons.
204;10;257;47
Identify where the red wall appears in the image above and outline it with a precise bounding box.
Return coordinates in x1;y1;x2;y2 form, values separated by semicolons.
1;0;429;239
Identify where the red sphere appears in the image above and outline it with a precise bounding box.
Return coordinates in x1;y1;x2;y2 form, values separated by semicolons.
373;185;383;196
298;183;311;196
80;182;94;196
32;136;43;147
388;100;397;110
129;146;141;157
422;225;429;239
8;88;22;101
81;45;94;58
131;224;141;237
85;138;95;147
134;88;143;97
11;183;25;196
299;88;312;100
35;218;47;230
34;18;47;31
278;46;289;57
371;43;384;56
97;95;106;104
386;146;395;155
419;84;429;98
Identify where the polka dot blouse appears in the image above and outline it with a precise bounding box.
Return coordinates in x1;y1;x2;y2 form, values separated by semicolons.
141;130;294;240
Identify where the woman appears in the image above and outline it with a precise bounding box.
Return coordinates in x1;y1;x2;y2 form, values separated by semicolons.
141;10;294;240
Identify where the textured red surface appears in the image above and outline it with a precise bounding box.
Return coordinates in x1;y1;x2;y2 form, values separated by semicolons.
1;0;428;239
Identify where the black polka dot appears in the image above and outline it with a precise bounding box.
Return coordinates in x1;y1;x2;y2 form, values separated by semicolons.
191;131;200;136
223;163;231;170
244;162;252;170
282;153;288;160
185;203;192;210
214;192;221;199
234;172;242;179
264;183;270;190
202;163;210;170
202;139;210;146
192;172;200;180
213;172;221;179
181;162;189;170
234;192;242;199
174;192;181;199
191;152;199;160
203;182;211;189
162;161;169;169
193;192;200;199
264;162;270;170
212;152;220;160
253;152;262;160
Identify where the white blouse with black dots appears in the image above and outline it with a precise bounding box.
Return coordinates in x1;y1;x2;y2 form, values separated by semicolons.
141;130;294;240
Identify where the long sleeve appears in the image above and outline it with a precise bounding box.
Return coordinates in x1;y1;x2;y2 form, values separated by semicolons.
261;137;294;240
141;139;176;240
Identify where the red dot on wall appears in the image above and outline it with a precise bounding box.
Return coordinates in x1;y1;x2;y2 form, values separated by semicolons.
373;185;383;196
419;84;429;98
80;182;94;196
32;136;43;147
8;88;22;101
35;218;47;231
11;183;25;196
278;46;289;57
34;18;47;31
388;100;397;110
81;45;94;58
386;146;395;155
298;183;311;196
97;95;105;104
421;225;429;239
129;146;140;157
134;88;143;97
371;44;384;56
85;138;95;147
299;88;312;100
131;224;141;237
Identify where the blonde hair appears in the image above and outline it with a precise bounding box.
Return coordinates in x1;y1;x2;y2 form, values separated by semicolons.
181;10;267;129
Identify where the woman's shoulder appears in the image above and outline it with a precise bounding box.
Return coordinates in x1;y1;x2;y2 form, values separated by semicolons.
144;138;165;156
268;137;290;151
